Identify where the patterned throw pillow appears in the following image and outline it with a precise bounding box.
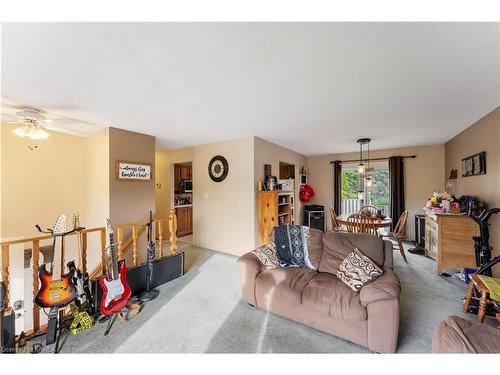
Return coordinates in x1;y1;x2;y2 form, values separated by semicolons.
336;248;383;292
252;242;280;269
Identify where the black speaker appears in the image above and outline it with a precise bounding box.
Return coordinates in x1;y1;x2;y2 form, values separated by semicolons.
303;205;325;232
92;252;184;313
2;309;16;353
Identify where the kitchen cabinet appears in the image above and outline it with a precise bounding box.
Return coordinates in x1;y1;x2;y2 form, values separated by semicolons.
180;164;191;179
176;206;193;237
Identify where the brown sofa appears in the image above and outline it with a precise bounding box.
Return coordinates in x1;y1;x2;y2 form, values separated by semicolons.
238;230;401;353
432;315;500;353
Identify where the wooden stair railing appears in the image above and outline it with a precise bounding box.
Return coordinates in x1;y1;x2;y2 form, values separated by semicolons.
0;209;178;340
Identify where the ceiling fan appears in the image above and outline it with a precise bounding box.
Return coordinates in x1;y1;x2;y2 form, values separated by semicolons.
1;98;101;139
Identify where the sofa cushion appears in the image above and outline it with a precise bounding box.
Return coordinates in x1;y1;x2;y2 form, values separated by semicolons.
255;268;316;305
308;228;324;269
302;272;367;321
319;232;385;275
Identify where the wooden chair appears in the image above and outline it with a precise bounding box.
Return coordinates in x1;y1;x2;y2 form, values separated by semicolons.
345;213;377;236
359;205;378;217
329;207;342;231
379;210;409;262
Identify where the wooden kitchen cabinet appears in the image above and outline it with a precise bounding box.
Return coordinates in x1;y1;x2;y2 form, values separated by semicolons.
176;206;193;237
180;164;191;179
424;210;479;274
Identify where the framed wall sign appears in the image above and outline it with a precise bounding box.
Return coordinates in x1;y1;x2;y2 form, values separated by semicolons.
116;160;153;181
461;152;486;177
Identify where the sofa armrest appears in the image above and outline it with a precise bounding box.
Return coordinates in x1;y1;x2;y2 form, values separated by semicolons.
360;268;400;306
238;252;266;306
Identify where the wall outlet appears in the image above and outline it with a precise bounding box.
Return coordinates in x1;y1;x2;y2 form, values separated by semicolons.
204;192;209;199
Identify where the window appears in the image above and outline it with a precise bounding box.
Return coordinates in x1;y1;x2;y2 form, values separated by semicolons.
340;161;389;215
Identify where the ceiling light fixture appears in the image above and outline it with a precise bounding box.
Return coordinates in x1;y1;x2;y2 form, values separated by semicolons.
12;121;50;140
356;137;372;201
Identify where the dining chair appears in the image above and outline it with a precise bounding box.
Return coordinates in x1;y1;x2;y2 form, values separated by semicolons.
329;207;342;231
359;205;379;217
379;210;409;262
345;213;377;236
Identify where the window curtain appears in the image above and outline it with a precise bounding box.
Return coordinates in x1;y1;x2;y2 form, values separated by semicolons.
333;160;342;214
389;156;405;230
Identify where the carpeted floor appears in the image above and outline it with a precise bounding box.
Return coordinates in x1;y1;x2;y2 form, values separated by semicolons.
37;241;477;353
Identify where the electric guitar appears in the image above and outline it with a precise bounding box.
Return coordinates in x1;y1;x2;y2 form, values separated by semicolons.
35;214;78;308
99;219;131;316
67;213;95;313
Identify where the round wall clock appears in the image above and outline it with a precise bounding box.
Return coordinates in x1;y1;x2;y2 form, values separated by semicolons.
208;155;229;182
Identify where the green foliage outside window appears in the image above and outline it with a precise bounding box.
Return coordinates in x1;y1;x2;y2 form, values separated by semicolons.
341;169;390;206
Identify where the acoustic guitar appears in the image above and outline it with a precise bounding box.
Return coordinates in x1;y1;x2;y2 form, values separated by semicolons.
99;219;131;316
35;214;77;308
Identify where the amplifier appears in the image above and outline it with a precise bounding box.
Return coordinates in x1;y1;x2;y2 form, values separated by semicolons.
1;309;16;353
92;251;184;313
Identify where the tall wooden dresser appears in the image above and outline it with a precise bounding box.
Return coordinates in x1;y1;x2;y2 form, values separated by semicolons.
258;191;295;245
424;210;479;274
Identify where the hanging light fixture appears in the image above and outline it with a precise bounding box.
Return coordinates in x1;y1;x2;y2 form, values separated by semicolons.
356;138;371;201
12;121;50;140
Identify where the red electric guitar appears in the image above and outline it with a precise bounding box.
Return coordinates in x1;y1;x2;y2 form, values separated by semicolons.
99;219;131;317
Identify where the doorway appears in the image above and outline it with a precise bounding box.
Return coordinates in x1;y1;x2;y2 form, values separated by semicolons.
172;161;193;243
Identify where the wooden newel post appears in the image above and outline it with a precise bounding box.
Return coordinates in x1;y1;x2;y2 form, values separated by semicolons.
169;209;178;253
32;240;40;332
1;244;10;308
117;226;124;260
132;224;138;266
157;220;164;258
81;232;88;273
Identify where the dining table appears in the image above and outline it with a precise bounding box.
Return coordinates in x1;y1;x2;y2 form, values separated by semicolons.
336;213;392;229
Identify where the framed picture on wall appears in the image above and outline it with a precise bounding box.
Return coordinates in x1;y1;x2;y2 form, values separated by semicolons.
116;160;153;181
461;152;486;177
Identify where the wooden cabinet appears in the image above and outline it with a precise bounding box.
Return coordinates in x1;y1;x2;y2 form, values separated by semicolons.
176;206;193;237
180;164;191;179
424;210;479;274
258;191;294;245
174;163;192;193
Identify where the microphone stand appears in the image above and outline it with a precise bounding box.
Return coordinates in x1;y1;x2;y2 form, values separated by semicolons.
139;211;160;302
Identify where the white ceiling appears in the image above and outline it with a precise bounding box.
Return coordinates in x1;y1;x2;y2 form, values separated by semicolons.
2;23;499;156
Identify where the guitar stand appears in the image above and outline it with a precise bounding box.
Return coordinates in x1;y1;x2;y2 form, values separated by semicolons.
104;314;118;336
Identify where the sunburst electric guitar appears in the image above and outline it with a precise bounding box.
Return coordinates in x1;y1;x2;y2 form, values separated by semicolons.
99;219;131;316
35;214;78;308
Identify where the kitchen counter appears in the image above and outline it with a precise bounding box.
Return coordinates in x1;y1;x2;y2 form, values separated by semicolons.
173;204;192;208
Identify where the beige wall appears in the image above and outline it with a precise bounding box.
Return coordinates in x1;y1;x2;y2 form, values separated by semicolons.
1;123;87;238
253;137;307;246
307;144;446;240
109;127;155;224
445;106;500;276
156;136;255;256
84;128;110;270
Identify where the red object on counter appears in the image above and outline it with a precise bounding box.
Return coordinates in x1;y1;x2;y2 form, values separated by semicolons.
299;184;315;202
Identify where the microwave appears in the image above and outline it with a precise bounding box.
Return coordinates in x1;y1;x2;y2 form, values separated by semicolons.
180;179;192;193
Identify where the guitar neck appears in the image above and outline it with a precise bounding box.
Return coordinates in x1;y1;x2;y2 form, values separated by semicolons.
52;236;63;280
109;232;119;280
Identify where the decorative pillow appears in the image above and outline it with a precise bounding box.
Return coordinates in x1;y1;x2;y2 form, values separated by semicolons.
336;248;383;292
252;242;280;269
